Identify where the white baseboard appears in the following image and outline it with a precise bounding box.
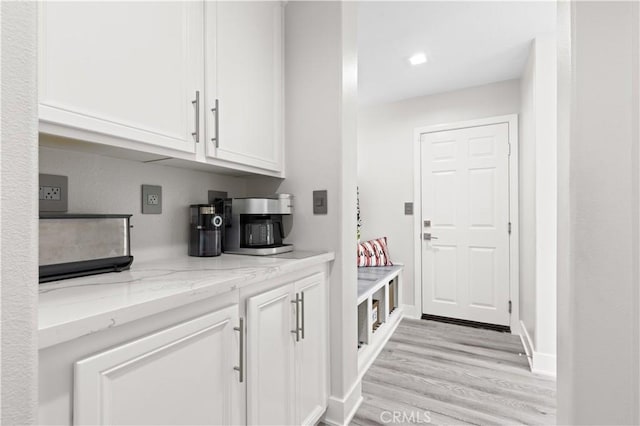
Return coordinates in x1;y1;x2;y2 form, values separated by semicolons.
532;351;557;377
400;304;420;319
323;379;363;426
518;320;556;377
519;320;534;370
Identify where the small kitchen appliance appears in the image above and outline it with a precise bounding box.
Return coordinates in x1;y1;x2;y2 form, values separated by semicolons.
189;204;224;257
39;214;134;283
223;194;293;255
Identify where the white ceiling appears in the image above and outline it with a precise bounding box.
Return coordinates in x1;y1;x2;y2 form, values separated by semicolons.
358;1;556;105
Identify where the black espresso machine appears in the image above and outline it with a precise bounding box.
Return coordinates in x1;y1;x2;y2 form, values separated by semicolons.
189;203;224;257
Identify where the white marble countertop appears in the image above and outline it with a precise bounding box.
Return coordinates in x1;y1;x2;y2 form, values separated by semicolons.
39;251;334;349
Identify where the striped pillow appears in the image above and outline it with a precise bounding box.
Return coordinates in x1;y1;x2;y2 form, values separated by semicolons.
357;237;393;267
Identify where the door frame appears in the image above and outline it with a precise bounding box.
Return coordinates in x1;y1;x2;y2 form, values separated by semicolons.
412;114;521;334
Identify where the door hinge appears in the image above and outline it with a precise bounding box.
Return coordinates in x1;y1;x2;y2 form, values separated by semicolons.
508;300;512;314
508;142;511;157
508;222;512;234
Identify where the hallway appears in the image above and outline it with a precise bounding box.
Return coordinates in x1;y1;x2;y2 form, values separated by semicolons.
353;319;556;425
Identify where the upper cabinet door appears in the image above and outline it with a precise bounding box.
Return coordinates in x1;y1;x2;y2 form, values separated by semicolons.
207;1;284;173
39;2;203;154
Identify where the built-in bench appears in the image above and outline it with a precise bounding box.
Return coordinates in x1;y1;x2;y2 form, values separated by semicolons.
357;264;404;379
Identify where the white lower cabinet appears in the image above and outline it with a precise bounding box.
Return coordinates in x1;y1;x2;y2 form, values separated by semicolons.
73;304;242;425
246;273;328;426
40;269;329;426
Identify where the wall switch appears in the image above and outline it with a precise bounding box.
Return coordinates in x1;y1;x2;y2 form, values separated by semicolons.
404;202;414;215
313;190;328;215
142;185;162;214
39;174;68;212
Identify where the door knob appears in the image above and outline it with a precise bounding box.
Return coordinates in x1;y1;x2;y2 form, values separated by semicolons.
423;233;438;241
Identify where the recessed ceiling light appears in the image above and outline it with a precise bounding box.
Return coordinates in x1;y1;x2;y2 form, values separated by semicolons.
409;52;427;66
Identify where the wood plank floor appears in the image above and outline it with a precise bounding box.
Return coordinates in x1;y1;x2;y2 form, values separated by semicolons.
352;319;556;426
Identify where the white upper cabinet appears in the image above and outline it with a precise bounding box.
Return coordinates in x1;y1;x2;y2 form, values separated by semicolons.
205;1;284;173
39;1;284;176
39;2;204;154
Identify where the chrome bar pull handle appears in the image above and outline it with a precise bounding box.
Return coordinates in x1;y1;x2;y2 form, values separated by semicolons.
301;291;305;340
233;317;244;383
291;293;300;342
211;99;219;148
191;91;200;143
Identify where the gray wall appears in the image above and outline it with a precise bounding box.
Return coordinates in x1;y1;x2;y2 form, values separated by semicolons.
39;146;248;263
1;2;39;423
559;1;640;423
277;2;360;423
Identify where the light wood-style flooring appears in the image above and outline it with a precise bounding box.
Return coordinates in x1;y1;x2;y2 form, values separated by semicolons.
353;319;556;425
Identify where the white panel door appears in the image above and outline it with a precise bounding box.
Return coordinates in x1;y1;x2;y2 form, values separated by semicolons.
39;2;203;153
246;283;296;425
295;274;328;425
421;123;510;326
74;305;241;425
209;1;283;171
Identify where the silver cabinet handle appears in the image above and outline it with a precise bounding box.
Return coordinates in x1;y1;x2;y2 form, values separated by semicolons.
192;91;200;143
300;291;305;340
291;293;301;342
211;99;219;148
233;317;244;383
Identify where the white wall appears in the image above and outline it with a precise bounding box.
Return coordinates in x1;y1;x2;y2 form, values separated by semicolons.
519;47;537;345
519;36;558;376
0;2;39;423
555;1;572;422
274;3;360;424
560;1;640;423
533;36;557;370
39;145;247;263
358;79;520;314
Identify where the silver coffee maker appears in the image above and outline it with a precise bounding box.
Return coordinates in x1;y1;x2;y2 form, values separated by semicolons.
223;194;293;255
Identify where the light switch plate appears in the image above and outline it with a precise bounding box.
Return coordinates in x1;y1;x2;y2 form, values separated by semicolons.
313;190;328;215
39;174;68;212
404;202;413;215
142;185;162;214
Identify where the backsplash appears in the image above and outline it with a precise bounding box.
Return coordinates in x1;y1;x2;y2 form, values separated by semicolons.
39;146;248;263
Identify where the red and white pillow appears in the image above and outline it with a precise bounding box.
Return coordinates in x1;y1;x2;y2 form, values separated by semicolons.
357;237;393;267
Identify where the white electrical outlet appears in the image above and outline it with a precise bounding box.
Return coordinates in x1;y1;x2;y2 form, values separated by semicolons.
141;184;162;214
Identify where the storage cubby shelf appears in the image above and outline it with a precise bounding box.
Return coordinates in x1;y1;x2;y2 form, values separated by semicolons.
357;263;404;380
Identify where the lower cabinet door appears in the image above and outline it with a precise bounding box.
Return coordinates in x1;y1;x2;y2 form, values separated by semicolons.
73;305;242;425
295;274;329;425
246;283;296;425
